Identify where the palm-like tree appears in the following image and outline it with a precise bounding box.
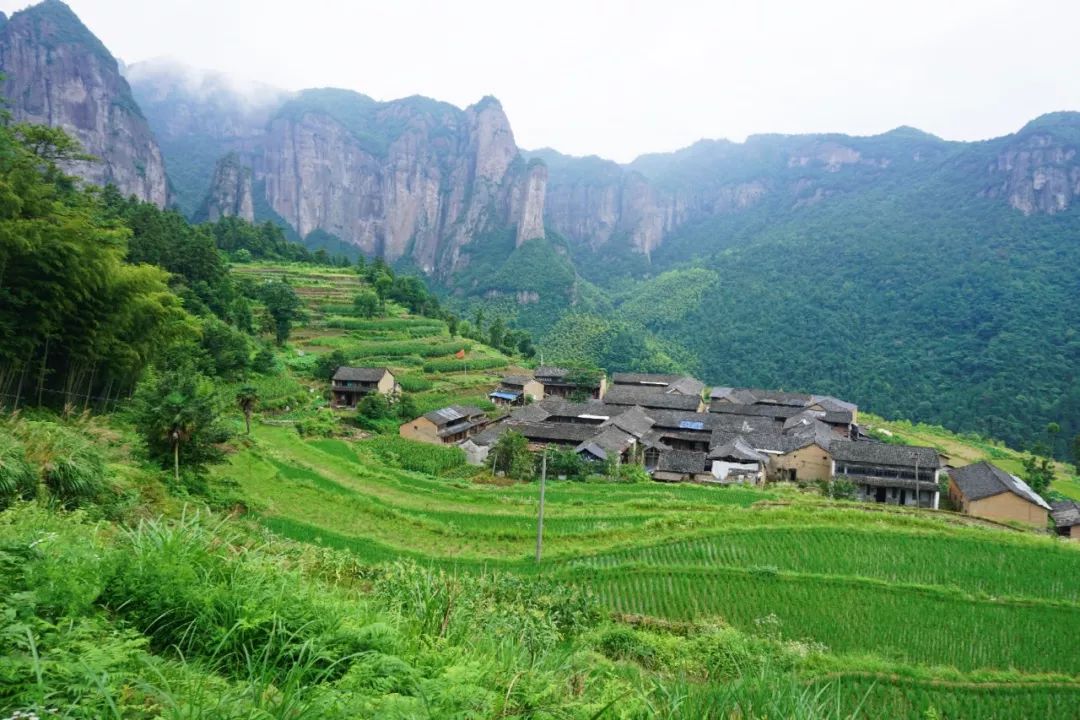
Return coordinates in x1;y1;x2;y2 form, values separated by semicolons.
236;386;258;435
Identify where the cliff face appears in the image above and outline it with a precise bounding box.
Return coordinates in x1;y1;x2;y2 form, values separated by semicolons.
977;114;1080;215
0;1;168;206
203;153;254;222
205;91;543;276
126;58;286;217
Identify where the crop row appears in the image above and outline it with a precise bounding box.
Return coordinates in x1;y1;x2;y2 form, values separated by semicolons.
811;675;1080;720
562;526;1080;602
571;567;1080;674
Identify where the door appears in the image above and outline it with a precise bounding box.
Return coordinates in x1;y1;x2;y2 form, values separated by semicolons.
875;487;886;503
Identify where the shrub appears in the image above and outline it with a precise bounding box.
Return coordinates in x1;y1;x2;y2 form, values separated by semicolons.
18;421;107;507
0;434;37;506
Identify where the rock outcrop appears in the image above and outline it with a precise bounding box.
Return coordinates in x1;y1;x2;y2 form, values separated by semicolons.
978;114;1080;215
514;160;547;246
202;153;254;222
0;1;168;206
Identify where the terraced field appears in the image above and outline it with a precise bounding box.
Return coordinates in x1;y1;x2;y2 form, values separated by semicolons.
215;261;1080;719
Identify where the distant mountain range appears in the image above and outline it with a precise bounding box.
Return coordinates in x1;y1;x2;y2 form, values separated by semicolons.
2;0;1078;455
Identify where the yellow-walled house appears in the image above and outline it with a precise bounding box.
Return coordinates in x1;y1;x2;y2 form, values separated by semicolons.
948;461;1051;527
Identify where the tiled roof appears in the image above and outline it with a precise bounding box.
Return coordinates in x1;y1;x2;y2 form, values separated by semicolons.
949;461;1051;510
423;405;485;427
830;440;941;469
657;450;709;474
333;366;389;382
605;386;701;410
1051;500;1080;528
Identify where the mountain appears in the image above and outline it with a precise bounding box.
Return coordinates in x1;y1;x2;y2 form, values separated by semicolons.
0;0;168;206
4;0;1080;454
125;58;287;217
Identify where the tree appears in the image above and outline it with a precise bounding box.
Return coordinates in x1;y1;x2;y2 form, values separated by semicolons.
259;280;304;345
1021;453;1055;498
488;317;506;349
373;274;393;312
492;430;534;480
446;313;460;337
1073;434;1080;475
236;385;258;435
353;289;380;319
132;368;231;483
314;349;350;381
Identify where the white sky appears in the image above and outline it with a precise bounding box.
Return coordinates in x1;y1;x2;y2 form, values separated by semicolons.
3;0;1079;162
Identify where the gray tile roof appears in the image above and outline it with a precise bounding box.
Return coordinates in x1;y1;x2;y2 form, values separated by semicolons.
575;427;636;460
949;461;1051;510
503;421;599;443
830;440;941;469
708;437;768;463
423;405;485;427
657;450;710;474
333;366;390;382
605;386;702;411
1051;500;1080;528
535;366;569;379
611;372;682;386
709;402;806;419
601;405;656;437
500;375;535;388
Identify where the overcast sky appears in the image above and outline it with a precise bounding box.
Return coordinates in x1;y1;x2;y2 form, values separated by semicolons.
3;0;1079;162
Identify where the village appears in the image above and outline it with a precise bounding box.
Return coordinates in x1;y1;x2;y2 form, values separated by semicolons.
330;364;1080;539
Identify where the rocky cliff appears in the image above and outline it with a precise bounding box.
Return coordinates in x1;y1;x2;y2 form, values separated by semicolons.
0;1;168;206
977;113;1080;215
126;58;286;216
202;153;254;222
203;90;545;276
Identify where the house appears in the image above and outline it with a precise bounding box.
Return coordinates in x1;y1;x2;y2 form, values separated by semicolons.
489;375;545;406
948;461;1051;527
331;367;397;408
400;405;489;445
652;450;712;483
604;385;704;412
830;440;942;508
1051;500;1080;540
769;436;834;483
534;366;607;400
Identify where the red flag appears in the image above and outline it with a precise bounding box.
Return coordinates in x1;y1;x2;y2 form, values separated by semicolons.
455;349;466;359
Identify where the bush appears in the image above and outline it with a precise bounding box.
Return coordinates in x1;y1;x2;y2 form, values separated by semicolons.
0;433;38;506
18;421;107;507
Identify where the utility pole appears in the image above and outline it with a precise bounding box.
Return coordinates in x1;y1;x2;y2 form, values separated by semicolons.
535;449;547;564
